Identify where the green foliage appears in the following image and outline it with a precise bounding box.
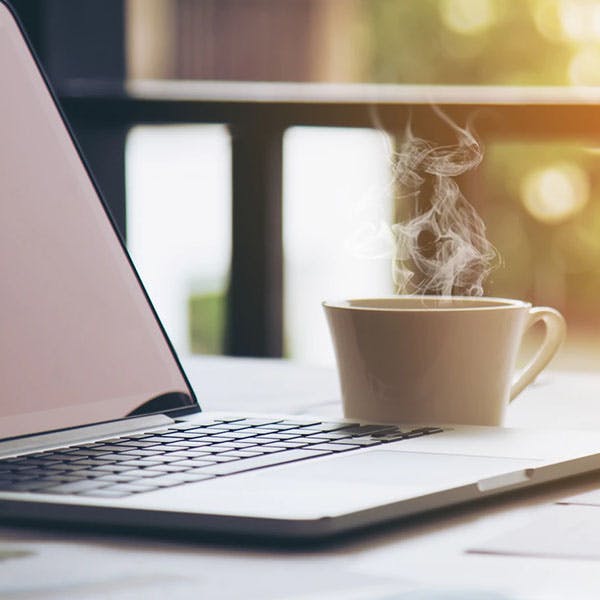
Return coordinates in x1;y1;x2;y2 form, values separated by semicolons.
188;291;226;355
365;0;571;85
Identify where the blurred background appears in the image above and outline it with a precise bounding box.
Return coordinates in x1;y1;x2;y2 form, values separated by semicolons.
11;0;600;368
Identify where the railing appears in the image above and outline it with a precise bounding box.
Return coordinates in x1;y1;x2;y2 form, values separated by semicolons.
56;80;600;357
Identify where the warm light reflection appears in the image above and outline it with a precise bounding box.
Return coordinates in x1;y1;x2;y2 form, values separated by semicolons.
559;0;600;42
534;0;600;42
568;46;600;84
521;162;589;225
533;0;564;41
439;0;497;35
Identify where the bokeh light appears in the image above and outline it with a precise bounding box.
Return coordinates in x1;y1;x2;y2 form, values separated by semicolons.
533;0;564;42
534;0;600;43
568;46;600;84
558;0;600;42
521;162;589;225
439;0;497;35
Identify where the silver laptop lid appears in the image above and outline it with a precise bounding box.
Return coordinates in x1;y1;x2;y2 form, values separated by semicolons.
0;3;197;441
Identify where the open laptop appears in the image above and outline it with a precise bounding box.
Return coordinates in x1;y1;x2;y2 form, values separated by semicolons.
2;1;600;542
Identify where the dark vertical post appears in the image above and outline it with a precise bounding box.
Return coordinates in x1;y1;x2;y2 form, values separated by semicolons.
226;122;284;357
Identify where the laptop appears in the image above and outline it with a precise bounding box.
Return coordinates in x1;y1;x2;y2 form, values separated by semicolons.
2;1;600;542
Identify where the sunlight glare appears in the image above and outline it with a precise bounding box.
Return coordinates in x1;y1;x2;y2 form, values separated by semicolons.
521;162;589;225
559;0;600;42
440;0;497;35
569;46;600;84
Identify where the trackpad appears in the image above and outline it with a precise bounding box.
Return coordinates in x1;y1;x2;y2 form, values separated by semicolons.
278;451;538;490
191;452;542;520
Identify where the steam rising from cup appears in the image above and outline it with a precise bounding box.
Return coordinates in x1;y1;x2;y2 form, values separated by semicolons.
351;108;497;296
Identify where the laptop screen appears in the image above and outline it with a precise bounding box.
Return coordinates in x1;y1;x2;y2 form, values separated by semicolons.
0;4;197;441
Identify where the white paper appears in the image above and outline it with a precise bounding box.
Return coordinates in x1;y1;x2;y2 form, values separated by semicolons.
469;504;600;560
0;533;393;600
559;488;600;507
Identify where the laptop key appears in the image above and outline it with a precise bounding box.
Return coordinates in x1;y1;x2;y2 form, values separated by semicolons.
69;469;108;478
169;432;212;440
261;441;311;449
35;475;87;485
92;464;137;473
310;431;356;440
119;459;162;468
42;480;111;495
146;473;215;487
79;489;130;498
91;444;139;452
411;427;444;434
80;454;137;463
214;431;262;440
228;418;284;427
304;443;361;452
218;450;264;459
115;469;165;478
53;462;100;472
99;483;160;494
208;423;253;432
169;459;219;469
257;432;302;441
247;445;286;454
142;436;185;444
4;481;60;492
301;422;353;433
163;450;213;459
150;464;192;473
196;448;332;476
258;424;304;432
333;437;382;447
229;438;269;447
403;430;435;439
125;449;166;457
207;443;245;452
295;435;341;444
117;441;157;448
142;455;182;463
169;441;214;449
344;425;399;436
5;472;39;482
96;474;140;483
207;455;241;463
376;434;411;442
2;463;38;472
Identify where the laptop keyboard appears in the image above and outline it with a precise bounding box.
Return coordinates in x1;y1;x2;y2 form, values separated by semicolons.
0;417;444;499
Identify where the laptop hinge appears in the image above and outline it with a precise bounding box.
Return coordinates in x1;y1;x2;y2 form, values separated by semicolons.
0;414;175;459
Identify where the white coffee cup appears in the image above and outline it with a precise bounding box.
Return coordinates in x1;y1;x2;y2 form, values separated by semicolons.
323;296;566;426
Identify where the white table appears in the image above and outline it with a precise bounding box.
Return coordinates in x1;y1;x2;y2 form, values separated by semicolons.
3;357;600;599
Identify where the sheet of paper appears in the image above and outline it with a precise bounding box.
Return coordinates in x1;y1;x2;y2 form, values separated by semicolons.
468;504;600;560
0;535;395;600
559;488;600;507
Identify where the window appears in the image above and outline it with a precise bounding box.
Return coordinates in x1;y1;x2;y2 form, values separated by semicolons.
126;125;231;357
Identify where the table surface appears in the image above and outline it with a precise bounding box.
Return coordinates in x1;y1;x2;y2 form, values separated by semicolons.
4;356;600;599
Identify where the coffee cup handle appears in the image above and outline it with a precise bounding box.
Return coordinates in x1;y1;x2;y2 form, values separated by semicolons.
510;307;566;401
